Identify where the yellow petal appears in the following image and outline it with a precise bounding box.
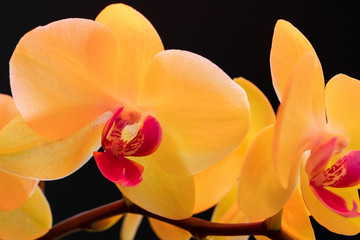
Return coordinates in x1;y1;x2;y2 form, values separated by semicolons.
274;52;326;188
193;78;275;213
149;217;192;240
0;94;18;130
238;125;297;220
282;187;315;240
120;214;143;240
10;18;122;140
0;112;111;179
300;158;360;235
85;214;123;232
0;187;52;240
326;74;360;150
211;185;249;240
138;50;250;175
270;20;317;101
96;3;164;103
0;169;38;211
193;147;244;214
118;156;195;219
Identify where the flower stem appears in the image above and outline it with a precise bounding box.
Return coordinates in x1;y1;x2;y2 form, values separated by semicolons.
38;199;293;240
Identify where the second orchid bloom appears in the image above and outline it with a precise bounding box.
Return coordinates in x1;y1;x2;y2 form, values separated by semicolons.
236;19;360;237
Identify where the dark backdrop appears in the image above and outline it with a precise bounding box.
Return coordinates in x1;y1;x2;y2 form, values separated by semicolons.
2;1;360;239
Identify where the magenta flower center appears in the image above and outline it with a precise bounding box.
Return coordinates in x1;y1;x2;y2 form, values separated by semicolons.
93;107;162;187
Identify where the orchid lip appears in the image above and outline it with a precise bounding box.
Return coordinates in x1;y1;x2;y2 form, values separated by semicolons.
94;107;162;186
306;137;360;218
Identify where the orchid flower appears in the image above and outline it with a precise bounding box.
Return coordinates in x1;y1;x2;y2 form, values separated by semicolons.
238;19;360;235
272;20;360;235
5;3;250;219
0;94;52;240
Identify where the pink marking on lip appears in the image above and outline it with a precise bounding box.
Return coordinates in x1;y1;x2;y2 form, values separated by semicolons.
321;150;360;188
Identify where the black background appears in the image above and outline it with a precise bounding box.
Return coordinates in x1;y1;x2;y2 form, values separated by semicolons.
2;1;360;239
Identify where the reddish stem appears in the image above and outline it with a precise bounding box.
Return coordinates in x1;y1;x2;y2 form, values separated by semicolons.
38;199;293;240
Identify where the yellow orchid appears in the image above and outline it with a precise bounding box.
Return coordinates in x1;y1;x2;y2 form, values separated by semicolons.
6;3;250;220
0;94;52;240
239;19;360;236
272;20;360;235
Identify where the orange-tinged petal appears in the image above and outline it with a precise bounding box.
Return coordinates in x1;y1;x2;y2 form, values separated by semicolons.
149;217;192;240
0;187;52;240
10;18;121;140
118;156;195;219
0;112;111;179
282;187;315;240
326;74;360;150
274;52;326;188
0;169;38;211
85;214;123;232
0;94;18;130
138;50;250;175
193;78;274;213
96;3;164;102
120;214;143;240
238;125;297;220
300;158;360;235
270;20;317;101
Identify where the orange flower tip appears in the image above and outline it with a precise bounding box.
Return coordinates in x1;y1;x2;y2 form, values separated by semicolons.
94;107;162;186
94;151;144;187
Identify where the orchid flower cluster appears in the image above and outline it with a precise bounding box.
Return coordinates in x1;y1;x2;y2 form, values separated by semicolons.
1;3;359;240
